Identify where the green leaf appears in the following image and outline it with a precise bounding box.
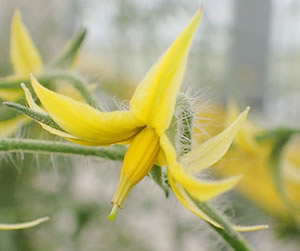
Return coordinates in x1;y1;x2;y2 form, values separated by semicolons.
50;28;87;68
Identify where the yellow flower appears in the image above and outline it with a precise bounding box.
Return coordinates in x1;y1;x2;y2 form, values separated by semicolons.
21;9;266;231
0;10;86;137
209;103;300;223
0;10;43;101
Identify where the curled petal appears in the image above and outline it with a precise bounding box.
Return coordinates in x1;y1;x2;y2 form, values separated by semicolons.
10;10;43;76
168;174;268;232
130;8;203;134
30;76;144;145
174;164;242;201
22;83;102;146
0;216;49;230
161;133;241;201
182;107;249;173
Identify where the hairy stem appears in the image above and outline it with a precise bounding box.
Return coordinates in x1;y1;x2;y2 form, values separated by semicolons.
193;200;253;251
0;71;98;109
0;138;126;161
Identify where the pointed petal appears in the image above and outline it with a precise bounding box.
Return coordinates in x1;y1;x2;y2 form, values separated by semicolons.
130;9;203;134
226;101;260;153
178;169;242;201
0;216;49;230
112;127;160;208
169;174;268;232
10;10;43;76
161;133;241;201
22;83;106;146
182;107;249;173
30;76;143;145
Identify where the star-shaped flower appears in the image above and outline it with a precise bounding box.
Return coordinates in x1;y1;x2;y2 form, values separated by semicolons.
20;9;266;231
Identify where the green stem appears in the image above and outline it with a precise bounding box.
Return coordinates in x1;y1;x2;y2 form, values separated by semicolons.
192;200;253;251
40;71;98;109
269;138;300;211
0;71;98;109
0;138;126;161
168;92;253;251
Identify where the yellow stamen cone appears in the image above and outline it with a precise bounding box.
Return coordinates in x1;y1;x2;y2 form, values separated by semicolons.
111;127;160;214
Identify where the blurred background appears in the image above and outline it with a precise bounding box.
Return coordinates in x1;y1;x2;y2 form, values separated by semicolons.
0;0;300;250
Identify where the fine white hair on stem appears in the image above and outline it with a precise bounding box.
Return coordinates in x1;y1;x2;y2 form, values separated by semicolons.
50;154;59;179
6;153;21;172
113;96;130;111
177;83;221;151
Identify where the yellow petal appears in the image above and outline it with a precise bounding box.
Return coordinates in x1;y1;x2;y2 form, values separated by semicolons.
0;216;49;230
182;107;249;173
169;174;268;232
130;9;203;134
111;127;160;208
156;149;167;167
160;133;240;200
22;83;104;146
226;101;260;153
0;115;29;137
30;76;143;145
178;168;242;201
10;10;43;76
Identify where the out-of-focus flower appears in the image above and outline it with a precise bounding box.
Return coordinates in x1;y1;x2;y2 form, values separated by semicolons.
19;9;267;231
0;10;87;137
208;102;300;223
1;10;44;101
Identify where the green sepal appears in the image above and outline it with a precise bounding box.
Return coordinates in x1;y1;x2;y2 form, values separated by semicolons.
149;165;169;197
3;102;63;131
167;92;194;157
50;28;87;68
0;98;26;121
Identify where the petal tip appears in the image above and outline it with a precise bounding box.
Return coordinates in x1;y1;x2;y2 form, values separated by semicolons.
20;82;26;89
30;74;41;90
12;9;22;22
199;5;204;13
37;216;50;224
235;224;269;232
